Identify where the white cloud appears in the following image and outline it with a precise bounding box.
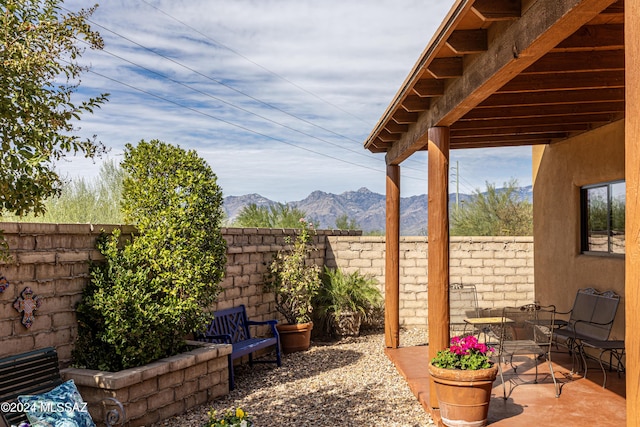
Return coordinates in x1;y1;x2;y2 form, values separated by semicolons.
56;0;532;201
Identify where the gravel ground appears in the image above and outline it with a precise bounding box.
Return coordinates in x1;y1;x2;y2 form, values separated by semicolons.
151;329;434;427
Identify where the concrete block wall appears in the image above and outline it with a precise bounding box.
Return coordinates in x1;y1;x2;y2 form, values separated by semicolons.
325;235;535;329
0;222;533;363
0;223;359;364
0;223;134;364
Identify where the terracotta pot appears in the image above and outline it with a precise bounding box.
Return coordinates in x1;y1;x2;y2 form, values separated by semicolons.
428;362;498;427
276;322;313;353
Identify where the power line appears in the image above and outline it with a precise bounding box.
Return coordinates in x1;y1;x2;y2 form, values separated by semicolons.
78;40;382;163
62;4;431;178
139;0;371;126
81;63;428;182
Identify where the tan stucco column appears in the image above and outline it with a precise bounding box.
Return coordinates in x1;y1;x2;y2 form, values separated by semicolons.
625;3;640;425
427;127;450;409
385;164;401;348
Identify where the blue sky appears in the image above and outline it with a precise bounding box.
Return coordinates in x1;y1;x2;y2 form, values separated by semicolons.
59;0;532;202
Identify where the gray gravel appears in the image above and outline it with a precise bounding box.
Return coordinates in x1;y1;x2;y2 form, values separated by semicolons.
151;329;434;427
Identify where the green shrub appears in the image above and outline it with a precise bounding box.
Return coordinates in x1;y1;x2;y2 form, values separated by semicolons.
73;140;226;371
265;219;321;324
313;267;382;335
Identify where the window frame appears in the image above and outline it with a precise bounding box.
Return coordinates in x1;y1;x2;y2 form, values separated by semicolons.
580;180;625;256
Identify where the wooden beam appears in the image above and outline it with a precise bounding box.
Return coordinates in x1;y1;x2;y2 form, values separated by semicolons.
462;101;624;120
386;0;618;165
555;24;623;50
471;0;521;21
378;130;399;143
446;30;488;54
392;110;420;124
450;122;591;137
522;50;625;74
453;112;617;129
426;57;463;79
625;2;640;425
498;70;624;93
427;127;450;410
412;78;445;97
401;95;430;112
451;132;567;144
385;165;401;349
451;138;553;149
478;87;624;108
384;121;409;134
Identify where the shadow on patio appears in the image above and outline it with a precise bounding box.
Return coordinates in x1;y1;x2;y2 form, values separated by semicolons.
386;345;626;426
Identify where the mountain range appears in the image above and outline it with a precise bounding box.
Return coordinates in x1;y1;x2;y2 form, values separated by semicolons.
223;186;533;235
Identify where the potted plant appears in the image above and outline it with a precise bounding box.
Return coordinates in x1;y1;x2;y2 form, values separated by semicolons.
428;335;497;427
265;218;321;353
314;267;382;337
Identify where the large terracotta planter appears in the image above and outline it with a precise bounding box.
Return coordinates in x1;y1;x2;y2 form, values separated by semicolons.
428;362;498;427
276;322;313;353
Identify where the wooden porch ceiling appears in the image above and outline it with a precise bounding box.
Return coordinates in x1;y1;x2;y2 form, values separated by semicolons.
364;0;624;165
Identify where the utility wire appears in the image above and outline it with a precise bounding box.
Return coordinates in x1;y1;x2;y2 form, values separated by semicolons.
135;1;434;174
77;40;383;163
139;0;371;126
82;64;429;182
63;5;431;176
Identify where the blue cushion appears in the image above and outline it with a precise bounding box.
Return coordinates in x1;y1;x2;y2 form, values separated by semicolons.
17;379;95;427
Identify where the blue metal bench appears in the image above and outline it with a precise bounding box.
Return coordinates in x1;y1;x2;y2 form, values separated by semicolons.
197;305;281;390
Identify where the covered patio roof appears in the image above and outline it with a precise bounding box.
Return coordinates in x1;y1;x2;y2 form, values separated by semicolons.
364;0;624;163
362;0;639;426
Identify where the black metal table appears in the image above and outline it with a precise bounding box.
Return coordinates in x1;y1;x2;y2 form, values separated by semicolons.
579;339;625;388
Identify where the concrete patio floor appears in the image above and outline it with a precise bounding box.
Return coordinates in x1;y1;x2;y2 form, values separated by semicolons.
386;345;626;426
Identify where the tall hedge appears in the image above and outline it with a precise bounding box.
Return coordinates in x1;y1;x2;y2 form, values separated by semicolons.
74;140;227;371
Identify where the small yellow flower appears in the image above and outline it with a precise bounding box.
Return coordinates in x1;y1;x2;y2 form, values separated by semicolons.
236;408;245;419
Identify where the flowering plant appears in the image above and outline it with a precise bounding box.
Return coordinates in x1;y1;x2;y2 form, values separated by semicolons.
204;407;252;427
430;335;494;370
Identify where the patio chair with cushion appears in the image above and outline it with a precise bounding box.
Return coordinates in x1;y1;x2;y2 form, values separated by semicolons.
497;304;559;399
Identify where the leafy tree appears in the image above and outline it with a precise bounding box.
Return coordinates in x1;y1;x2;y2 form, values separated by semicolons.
1;160;124;224
74;140;227;370
234;202;307;228
0;1;108;218
334;214;360;230
450;179;532;236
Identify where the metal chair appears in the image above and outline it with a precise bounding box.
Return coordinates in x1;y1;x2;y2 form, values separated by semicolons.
449;283;481;338
497;304;559;399
554;288;620;374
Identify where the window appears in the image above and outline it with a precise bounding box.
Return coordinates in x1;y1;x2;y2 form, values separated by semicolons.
581;181;625;255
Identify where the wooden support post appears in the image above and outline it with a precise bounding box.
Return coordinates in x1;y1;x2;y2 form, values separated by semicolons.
385;164;401;348
427;127;450;409
625;3;640;426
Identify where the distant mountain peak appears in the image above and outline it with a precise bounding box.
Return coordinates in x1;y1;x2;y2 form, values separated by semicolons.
223;186;532;235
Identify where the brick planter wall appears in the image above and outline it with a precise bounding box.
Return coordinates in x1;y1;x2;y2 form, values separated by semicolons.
61;341;231;427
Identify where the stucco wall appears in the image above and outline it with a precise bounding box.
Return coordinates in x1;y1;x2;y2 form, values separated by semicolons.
533;120;625;340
